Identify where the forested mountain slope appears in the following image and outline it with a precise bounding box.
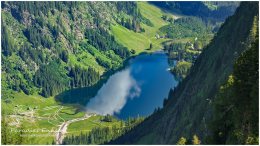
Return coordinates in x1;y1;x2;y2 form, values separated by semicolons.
150;1;240;22
1;1;150;98
111;2;259;144
1;1;238;99
1;1;255;145
209;30;259;144
1;2;154;144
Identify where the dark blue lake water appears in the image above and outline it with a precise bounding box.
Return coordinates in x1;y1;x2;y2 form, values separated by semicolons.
85;51;179;119
55;51;178;119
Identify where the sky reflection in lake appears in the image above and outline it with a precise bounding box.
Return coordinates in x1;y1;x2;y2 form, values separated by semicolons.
85;52;178;119
86;68;141;115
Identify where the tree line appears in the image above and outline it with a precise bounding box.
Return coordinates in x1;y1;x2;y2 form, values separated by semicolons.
62;116;144;145
85;28;130;59
34;62;100;97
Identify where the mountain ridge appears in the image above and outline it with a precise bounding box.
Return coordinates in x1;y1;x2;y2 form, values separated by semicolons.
111;2;259;144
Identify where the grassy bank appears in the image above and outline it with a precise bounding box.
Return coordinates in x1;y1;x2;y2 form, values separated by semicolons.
111;2;177;54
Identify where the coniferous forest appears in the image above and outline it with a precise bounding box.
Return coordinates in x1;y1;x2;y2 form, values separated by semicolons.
1;1;258;145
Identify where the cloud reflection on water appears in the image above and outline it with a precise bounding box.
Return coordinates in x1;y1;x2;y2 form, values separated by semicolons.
86;68;141;115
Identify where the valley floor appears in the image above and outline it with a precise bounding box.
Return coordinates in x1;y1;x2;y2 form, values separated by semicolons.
1;92;124;144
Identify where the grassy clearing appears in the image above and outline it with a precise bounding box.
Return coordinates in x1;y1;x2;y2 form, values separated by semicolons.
111;25;150;53
2;92;123;144
67;115;122;136
1;92;87;144
138;1;168;30
111;2;177;54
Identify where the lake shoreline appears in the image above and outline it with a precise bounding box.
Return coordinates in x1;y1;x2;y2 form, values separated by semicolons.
84;51;178;119
54;48;176;120
55;49;167;107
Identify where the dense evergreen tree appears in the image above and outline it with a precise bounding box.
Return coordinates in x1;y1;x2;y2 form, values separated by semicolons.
101;114;114;122
60;50;69;63
85;28;130;58
119;17;143;32
68;66;99;88
115;2;153;28
1;24;14;56
33;62;100;97
34;62;69;97
160;17;210;39
149;43;153;50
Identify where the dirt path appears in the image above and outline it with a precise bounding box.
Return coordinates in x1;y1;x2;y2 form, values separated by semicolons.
55;113;93;144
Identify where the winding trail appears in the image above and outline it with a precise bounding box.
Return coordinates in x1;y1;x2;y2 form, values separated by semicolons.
55;113;94;144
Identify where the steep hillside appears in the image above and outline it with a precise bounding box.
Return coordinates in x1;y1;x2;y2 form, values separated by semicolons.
1;1;236;99
1;1;151;98
1;2;178;144
1;2;154;144
209;32;259;144
111;2;258;144
150;1;240;22
1;1;253;145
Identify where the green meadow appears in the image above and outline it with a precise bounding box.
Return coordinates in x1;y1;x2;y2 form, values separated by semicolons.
111;2;177;54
